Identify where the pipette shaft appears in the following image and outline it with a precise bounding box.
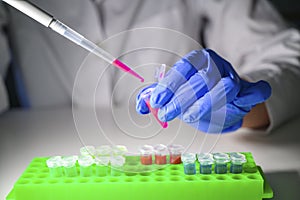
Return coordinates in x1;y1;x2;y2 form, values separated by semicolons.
3;0;144;82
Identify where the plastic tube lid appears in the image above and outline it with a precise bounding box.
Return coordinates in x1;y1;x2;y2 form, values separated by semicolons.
95;145;112;156
168;144;184;154
139;145;154;156
181;153;196;163
61;156;78;167
197;153;214;165
112;145;128;156
80;146;96;157
230;152;247;164
78;155;94;167
46;156;62;168
213;153;230;164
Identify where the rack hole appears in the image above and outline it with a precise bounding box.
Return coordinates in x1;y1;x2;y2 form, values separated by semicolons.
247;175;259;180
109;178;118;182
124;178;134;182
79;178;89;183
155;171;165;176
94;178;104;183
37;174;48;178
63;178;74;183
170;171;180;175
155;177;165;182
200;176;211;181
140;177;150;182
140;172;151;176
22;173;35;178
48;179;59;184
170;166;180;170
185;176;196;181
216;176;227;180
232;175;243;180
125;172;137;176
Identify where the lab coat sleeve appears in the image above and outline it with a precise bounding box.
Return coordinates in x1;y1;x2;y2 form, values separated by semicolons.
200;0;300;132
0;2;10;113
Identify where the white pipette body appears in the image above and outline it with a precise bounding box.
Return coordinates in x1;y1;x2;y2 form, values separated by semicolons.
3;0;144;81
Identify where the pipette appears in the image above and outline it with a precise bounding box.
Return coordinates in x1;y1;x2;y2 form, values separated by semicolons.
3;0;144;82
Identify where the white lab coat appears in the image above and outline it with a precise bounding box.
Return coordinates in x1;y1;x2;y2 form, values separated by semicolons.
0;0;299;131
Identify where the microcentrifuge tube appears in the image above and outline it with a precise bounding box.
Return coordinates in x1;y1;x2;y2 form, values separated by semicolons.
62;156;78;177
46;156;63;177
95;156;110;176
181;153;196;175
197;153;214;174
139;145;154;165
154;144;168;165
168;144;184;164
110;156;125;176
95;145;112;157
80;145;96;157
78;155;94;177
112;145;128;156
213;153;230;174
141;88;168;129
229;152;247;174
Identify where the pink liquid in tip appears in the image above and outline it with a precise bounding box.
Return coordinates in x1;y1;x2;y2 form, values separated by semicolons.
146;101;168;128
112;59;144;82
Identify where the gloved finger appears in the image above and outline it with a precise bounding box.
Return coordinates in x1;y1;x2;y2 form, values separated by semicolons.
157;72;210;122
233;80;271;107
181;77;240;123
150;50;210;108
206;49;240;83
136;84;157;114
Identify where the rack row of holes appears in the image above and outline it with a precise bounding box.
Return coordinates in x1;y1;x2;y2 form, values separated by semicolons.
17;174;260;185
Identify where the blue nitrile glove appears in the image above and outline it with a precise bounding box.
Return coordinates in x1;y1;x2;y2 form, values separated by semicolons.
136;49;271;133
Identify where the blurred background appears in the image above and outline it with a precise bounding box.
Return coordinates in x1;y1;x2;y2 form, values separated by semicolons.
1;0;300;200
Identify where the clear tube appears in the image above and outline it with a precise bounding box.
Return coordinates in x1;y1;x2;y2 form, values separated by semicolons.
49;19;144;82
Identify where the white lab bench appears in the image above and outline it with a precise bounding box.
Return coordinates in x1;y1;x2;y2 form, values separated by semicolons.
0;107;299;199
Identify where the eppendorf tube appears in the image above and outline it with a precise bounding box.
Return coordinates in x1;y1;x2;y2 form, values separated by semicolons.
46;156;63;177
62;156;78;177
197;153;214;174
213;153;230;174
139;145;154;165
154;144;168;165
110;156;125;176
230;153;247;174
141;88;168;128
80;145;95;157
78;155;94;177
168;144;184;164
181;153;196;175
95;145;112;157
95;156;110;177
112;145;128;156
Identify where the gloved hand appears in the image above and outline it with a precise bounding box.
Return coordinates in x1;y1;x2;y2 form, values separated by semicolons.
136;49;271;133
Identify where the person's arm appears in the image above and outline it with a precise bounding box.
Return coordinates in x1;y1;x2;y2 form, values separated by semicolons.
242;103;270;129
201;0;300;132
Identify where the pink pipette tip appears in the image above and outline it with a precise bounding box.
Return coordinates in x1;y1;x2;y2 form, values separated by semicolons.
112;59;144;82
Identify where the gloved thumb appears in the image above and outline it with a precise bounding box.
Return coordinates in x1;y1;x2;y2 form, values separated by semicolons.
233;80;271;108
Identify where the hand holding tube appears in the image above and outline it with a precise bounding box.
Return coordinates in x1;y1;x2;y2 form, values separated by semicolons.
136;49;271;133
